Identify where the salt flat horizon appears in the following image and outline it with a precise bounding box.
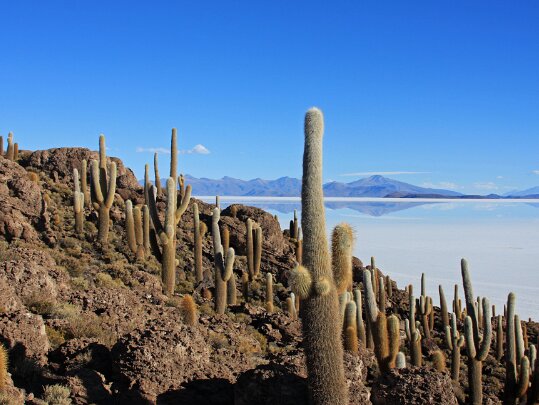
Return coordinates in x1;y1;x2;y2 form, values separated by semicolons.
196;196;539;203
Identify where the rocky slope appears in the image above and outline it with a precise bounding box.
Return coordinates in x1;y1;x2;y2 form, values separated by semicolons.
0;148;537;404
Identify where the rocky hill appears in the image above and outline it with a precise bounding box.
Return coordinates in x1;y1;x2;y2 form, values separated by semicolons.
0;144;537;404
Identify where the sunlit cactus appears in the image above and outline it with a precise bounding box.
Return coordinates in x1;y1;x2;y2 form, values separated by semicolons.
300;108;347;404
211;208;235;314
331;223;354;294
265;272;274;313
154;152;162;196
180;294;198;326
445;312;465;381
72;168;85;235
193;203;204;283
464;297;492;405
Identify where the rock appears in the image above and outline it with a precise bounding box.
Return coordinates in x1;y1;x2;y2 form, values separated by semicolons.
49;338;111;377
0;158;43;242
111;318;212;403
370;367;458;405
0;310;50;366
2;247;69;303
234;363;308;405
66;368;114;405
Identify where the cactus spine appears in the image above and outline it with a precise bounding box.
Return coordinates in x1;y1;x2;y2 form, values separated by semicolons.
73;168;85;235
298;108;347;404
331;223;353;294
265;272;274;313
211;208;235;314
445;312;464;381
464;297;492;405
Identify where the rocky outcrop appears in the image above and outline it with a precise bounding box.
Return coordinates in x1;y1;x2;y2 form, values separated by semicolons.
0;158;43;242
370;367;458;405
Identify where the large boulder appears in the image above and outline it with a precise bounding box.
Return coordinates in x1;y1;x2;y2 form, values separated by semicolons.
0;310;50;366
0;158;43;242
370;367;458;405
111;318;212;403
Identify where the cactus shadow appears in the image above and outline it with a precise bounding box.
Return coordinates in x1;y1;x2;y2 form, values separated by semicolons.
156;378;234;405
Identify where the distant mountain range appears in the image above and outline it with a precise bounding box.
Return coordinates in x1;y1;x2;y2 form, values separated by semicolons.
141;174;539;198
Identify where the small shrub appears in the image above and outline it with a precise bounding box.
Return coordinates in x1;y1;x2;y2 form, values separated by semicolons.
51;303;80;320
42;384;71;405
208;331;229;349
70;277;89;290
23;293;56;317
45;326;66;349
95;273;124;289
27;171;39;183
63;314;104;340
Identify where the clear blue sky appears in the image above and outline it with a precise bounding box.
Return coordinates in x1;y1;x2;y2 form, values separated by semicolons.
1;1;538;194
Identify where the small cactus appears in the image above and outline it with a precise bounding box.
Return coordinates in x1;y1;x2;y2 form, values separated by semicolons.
265;272;274;313
286;294;297;320
5;132;14;161
405;295;422;367
289;264;312;300
432;350;447;372
180;295;198;326
331;223;354;294
241;272;249;302
0;343;7;391
396;352;406;369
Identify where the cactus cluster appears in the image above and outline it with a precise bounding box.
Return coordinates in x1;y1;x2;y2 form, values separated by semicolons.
1;132;18;161
211;208;235;314
125;200;150;261
246;218;262;280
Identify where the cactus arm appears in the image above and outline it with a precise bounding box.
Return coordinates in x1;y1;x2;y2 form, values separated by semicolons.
516;356;530;399
126;200;136;253
175;184;192;223
90;160;104;203
477;298;492;361
464;316;477;359
170;128;177;182
147;186;164;235
462;259;480;346
222;248;235;281
154;152;162;195
104;162;117;208
363;270;379;324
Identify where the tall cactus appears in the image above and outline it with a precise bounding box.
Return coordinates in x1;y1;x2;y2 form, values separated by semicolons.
125;201;147;261
504;292;530;404
148;178;191;296
81;159;90;208
496;314;504;361
246;219;262;280
331;223;353;294
462;259;480;348
0;135;3;156
405;294;422;367
364;270;399;372
464;297;492;405
73;168;85;235
288;108;347;404
344;300;358;354
154;152;162;196
90;153;116;243
353;288;367;349
193;203;204;283
418;294;433;339
445;312;465;381
5;132;14;161
439;285;450;331
211;208;235;314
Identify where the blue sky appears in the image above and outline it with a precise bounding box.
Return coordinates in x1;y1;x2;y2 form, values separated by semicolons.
1;1;538;194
